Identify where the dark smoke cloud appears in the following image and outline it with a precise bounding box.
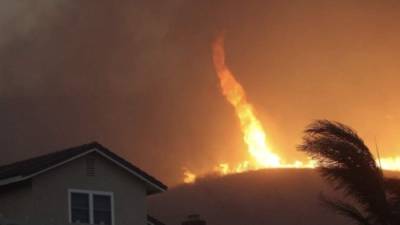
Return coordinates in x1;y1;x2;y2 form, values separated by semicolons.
2;0;400;185
0;0;237;185
0;0;198;183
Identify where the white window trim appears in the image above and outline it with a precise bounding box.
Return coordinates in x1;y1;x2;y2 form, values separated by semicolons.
68;189;115;225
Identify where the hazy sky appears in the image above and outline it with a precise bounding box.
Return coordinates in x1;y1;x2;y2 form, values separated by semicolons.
1;0;400;185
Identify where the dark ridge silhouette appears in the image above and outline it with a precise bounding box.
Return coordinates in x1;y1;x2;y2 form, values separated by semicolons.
148;169;355;225
149;169;400;225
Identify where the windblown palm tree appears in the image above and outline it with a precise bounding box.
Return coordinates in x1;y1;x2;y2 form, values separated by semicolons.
299;120;400;225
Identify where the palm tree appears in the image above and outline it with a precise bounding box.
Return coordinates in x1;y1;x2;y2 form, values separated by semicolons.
298;120;400;225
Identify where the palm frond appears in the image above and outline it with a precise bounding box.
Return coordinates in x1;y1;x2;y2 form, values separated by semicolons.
301;120;377;170
385;178;400;199
320;194;372;225
384;178;400;223
299;120;389;223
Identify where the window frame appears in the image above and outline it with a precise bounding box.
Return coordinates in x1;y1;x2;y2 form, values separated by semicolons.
68;189;114;225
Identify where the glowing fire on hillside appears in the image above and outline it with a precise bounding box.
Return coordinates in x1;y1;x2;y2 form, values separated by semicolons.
182;35;315;183
182;34;400;184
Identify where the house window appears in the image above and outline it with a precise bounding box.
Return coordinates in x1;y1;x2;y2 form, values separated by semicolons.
71;193;90;223
69;190;114;225
93;195;112;225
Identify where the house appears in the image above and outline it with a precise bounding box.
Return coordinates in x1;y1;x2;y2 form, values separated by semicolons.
0;142;167;225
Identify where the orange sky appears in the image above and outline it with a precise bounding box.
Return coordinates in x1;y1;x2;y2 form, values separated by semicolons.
171;0;400;179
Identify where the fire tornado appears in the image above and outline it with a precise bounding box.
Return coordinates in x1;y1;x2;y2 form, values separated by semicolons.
212;34;280;168
182;34;314;183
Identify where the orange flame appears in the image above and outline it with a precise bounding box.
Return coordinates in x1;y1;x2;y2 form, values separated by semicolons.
183;168;197;184
379;157;400;171
212;34;280;168
181;34;315;183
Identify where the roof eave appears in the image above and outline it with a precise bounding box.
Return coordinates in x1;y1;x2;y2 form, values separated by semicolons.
0;144;168;193
93;148;167;193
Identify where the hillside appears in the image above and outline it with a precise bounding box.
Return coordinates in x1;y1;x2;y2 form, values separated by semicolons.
148;169;354;225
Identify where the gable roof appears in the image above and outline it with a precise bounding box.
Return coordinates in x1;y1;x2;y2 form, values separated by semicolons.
0;142;167;194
